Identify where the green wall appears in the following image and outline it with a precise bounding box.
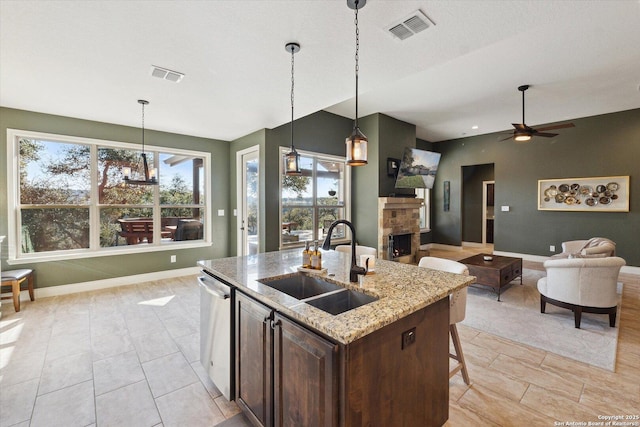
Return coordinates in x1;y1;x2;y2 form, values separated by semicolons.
229;111;353;253
0;107;230;287
352;113;417;248
432;108;640;266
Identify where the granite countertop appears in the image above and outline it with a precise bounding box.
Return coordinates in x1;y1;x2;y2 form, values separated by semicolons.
198;249;474;345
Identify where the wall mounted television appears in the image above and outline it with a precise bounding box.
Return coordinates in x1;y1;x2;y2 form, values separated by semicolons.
394;147;441;189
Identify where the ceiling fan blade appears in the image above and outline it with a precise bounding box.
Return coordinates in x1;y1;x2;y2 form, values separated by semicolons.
535;123;575;132
498;134;514;141
512;123;528;131
533;132;558;138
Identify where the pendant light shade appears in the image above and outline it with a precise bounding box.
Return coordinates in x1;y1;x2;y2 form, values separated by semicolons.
123;99;158;185
346;127;368;166
346;0;368;166
283;42;302;176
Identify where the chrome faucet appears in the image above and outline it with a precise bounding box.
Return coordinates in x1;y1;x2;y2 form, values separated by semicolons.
322;219;367;282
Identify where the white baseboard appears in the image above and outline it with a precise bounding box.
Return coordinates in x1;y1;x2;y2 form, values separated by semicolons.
26;267;201;300
461;241;487;248
426;243;464;251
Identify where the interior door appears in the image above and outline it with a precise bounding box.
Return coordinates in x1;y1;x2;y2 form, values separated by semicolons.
237;146;259;256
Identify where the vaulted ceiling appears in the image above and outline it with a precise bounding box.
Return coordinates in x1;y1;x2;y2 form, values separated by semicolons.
1;1;639;142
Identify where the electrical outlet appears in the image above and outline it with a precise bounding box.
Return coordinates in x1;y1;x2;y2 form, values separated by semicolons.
549;245;555;252
401;327;416;349
170;255;176;263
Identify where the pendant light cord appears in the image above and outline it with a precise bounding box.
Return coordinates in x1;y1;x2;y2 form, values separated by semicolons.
521;88;526;124
141;101;146;154
354;0;360;129
290;44;295;149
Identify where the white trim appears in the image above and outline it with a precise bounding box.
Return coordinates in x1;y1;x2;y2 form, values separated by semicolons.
236;145;260;256
6;241;212;265
278;146;351;250
22;267;201;299
6;128;212;263
482;180;494;245
492;250;550;263
426;243;464;251
461;241;486;248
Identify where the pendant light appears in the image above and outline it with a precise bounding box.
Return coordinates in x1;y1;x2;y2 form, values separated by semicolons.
283;42;302;176
346;0;368;166
123;99;158;185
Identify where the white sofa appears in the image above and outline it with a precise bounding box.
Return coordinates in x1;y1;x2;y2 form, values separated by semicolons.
537;256;625;328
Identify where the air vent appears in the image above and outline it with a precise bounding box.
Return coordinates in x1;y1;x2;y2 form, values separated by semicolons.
387;10;435;41
150;65;185;83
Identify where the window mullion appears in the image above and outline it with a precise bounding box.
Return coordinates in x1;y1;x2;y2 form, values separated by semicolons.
90;144;99;250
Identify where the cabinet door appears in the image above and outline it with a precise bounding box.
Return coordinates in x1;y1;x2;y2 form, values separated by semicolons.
273;314;338;427
236;292;273;427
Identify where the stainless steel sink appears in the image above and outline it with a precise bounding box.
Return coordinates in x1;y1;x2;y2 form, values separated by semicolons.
259;273;378;315
305;289;378;315
259;273;343;300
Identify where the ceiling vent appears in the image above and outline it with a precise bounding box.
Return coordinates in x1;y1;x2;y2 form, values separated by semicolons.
150;65;184;83
387;10;435;41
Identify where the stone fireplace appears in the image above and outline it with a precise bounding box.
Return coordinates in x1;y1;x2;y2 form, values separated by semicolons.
378;197;422;263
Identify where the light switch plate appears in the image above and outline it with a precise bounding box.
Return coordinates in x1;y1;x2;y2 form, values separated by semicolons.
501;206;510;212
217;209;224;216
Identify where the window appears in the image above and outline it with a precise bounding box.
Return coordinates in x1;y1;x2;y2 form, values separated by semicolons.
7;129;210;262
279;148;350;248
416;188;431;231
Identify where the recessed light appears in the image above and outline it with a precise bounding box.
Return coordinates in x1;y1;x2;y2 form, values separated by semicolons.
471;125;479;130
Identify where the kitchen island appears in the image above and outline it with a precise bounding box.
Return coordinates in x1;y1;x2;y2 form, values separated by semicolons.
199;249;474;427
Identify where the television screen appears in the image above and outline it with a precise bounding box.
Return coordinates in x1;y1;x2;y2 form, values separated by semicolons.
394;147;441;189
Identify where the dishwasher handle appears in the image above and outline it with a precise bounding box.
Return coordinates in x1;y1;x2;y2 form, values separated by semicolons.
197;276;230;300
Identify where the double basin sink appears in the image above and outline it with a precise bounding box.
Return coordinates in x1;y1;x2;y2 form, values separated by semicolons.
259;273;378;315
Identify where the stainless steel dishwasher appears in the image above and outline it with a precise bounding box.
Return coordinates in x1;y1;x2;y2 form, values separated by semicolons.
198;272;234;400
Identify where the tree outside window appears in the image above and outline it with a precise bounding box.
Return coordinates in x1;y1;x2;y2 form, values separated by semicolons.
12;131;208;259
280;149;349;248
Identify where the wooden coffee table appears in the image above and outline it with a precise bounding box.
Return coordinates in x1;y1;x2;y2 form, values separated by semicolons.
459;254;523;301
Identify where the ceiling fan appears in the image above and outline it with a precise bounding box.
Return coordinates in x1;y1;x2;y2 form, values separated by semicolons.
501;84;575;142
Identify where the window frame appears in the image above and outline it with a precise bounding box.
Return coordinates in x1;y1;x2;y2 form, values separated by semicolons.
415;187;431;232
6;128;212;264
278;147;351;249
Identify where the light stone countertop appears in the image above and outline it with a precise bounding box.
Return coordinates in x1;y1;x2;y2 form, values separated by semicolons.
198;249;475;345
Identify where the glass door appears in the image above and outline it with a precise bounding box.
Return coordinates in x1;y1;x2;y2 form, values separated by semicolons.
237;146;259;256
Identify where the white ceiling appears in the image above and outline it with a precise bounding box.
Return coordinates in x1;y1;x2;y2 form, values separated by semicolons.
1;0;639;143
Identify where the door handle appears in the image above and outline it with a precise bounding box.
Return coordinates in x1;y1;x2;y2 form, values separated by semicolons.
197;277;229;299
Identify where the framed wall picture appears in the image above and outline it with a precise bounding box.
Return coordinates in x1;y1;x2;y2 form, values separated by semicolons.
387;158;400;177
538;175;629;212
443;180;450;211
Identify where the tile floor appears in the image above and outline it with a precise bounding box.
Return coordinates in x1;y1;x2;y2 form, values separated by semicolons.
1;248;639;426
0;275;240;427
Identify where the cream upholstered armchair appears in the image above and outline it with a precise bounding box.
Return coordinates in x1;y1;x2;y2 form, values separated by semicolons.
418;257;470;385
537;256;625;328
552;237;616;259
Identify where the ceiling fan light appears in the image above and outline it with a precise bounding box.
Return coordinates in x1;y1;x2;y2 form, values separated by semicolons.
346;127;368;165
514;133;531;142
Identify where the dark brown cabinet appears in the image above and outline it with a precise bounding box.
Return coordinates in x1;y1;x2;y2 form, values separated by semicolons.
274;314;338;427
236;292;338;427
235;292;272;427
236;291;450;427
